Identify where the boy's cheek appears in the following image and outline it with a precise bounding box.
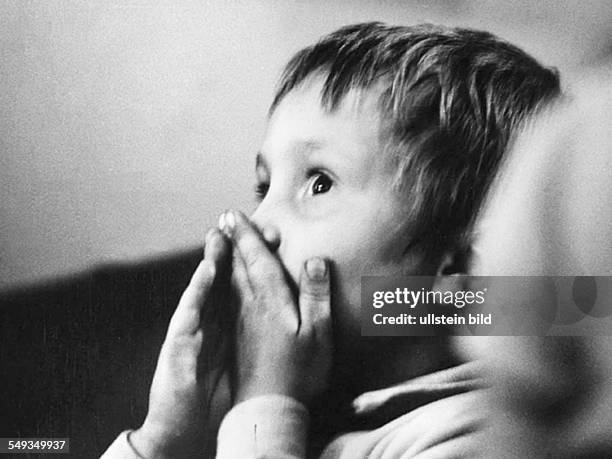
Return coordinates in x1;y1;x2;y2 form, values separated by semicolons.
277;228;335;281
276;225;403;324
277;241;356;317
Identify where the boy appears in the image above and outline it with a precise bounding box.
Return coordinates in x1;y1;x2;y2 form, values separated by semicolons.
103;22;559;457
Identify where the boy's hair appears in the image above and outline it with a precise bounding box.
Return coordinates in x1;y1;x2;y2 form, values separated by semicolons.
271;22;560;260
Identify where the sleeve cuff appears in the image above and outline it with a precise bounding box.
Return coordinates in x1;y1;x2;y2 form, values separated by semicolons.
216;394;309;458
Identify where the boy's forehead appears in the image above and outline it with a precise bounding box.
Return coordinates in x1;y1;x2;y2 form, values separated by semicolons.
270;75;384;122
260;77;388;166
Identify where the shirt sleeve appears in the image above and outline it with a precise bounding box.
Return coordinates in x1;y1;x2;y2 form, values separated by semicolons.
100;430;144;459
216;394;309;459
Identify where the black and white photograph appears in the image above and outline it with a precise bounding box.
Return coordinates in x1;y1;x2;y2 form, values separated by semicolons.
1;1;612;457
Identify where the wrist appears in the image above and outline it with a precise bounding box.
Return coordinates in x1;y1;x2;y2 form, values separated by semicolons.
129;424;171;459
218;394;310;458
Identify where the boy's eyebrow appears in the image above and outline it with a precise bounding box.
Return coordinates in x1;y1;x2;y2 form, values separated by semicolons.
256;140;326;169
296;139;359;167
255;151;269;170
294;139;325;155
255;152;267;169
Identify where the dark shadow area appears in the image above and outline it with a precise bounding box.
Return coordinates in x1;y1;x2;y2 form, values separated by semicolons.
0;248;202;457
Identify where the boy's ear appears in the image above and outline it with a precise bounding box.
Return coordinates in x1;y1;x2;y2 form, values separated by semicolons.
431;247;470;293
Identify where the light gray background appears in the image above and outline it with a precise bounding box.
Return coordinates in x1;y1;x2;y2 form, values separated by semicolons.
1;0;610;290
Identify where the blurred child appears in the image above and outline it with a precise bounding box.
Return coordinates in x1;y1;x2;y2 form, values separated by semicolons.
461;70;612;457
103;22;559;458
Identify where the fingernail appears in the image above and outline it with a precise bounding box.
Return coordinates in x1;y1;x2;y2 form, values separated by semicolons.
225;210;236;232
218;212;226;231
306;257;327;281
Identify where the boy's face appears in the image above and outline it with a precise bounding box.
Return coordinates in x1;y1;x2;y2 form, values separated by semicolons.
252;77;426;349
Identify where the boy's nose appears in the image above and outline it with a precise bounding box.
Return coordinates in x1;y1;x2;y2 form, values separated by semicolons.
251;209;281;253
260;225;281;253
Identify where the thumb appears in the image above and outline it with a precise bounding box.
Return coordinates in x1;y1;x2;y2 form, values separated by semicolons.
298;257;332;335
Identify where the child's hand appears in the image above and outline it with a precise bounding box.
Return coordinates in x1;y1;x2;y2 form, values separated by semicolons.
220;210;333;406
129;228;231;458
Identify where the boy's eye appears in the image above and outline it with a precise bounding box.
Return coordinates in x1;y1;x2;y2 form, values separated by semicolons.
308;172;333;195
255;182;269;200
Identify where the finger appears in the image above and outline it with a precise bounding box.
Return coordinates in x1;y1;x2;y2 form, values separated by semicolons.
230;239;254;306
199;227;232;330
204;227;230;267
352;378;485;416
167;229;228;337
299;257;332;336
220;210;293;306
352;361;486;416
